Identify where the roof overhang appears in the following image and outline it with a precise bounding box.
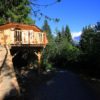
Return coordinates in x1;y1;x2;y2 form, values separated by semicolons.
0;22;42;32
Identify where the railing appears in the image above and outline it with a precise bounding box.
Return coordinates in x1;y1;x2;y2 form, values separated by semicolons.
10;44;46;47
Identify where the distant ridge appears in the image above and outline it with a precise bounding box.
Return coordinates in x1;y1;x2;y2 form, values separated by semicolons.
72;36;81;45
73;36;80;42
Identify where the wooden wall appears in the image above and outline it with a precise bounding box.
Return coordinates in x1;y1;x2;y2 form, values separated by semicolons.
0;28;48;46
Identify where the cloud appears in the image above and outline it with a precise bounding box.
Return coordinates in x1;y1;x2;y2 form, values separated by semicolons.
71;31;82;39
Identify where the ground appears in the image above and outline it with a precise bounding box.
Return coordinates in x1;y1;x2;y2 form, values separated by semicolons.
80;75;100;99
0;46;100;100
1;67;100;100
12;69;100;100
0;46;19;100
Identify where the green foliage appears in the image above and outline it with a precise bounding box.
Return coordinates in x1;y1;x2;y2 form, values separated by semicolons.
23;17;35;25
42;20;100;77
0;0;61;24
0;18;6;24
42;20;53;42
0;0;34;24
54;36;80;67
41;59;52;71
80;23;100;56
60;25;72;42
42;24;80;68
64;25;72;42
61;26;65;36
41;21;77;69
79;22;100;76
80;26;95;53
95;22;100;31
42;20;54;70
55;31;62;43
45;26;80;68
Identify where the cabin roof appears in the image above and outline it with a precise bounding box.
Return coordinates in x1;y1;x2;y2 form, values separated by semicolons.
0;22;42;32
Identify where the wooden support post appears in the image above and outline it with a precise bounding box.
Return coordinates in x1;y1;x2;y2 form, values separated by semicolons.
35;51;42;74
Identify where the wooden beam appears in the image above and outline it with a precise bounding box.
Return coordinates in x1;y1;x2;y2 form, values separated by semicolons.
35;51;42;74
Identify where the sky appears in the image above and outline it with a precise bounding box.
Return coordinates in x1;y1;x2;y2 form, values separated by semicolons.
32;0;100;38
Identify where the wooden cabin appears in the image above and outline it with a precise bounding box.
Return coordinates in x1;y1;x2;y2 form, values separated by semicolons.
0;22;48;47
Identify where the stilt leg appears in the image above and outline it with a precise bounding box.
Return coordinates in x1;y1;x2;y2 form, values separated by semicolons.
35;51;42;74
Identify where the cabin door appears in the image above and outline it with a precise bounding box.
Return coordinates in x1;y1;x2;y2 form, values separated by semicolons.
14;29;22;44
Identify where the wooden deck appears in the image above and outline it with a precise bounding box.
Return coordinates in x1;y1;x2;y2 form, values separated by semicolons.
11;44;46;47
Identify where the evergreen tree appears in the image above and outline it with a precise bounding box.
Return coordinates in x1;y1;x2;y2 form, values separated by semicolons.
95;22;100;31
64;25;72;42
42;20;53;42
0;0;61;24
56;31;62;43
0;0;33;24
41;20;55;70
61;26;65;37
80;25;95;53
92;22;100;57
79;23;100;72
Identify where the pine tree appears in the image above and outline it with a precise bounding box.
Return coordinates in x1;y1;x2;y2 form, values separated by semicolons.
61;26;65;37
42;20;53;42
0;0;33;24
64;25;72;42
0;0;61;24
80;26;95;53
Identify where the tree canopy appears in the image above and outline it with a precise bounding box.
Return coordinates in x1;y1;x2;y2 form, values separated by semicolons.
0;0;32;24
0;0;61;24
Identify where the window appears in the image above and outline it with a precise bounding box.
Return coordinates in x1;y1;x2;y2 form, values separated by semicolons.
39;33;42;42
14;29;22;43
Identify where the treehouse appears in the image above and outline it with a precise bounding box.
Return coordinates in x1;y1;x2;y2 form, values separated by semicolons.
0;22;48;71
0;22;48;47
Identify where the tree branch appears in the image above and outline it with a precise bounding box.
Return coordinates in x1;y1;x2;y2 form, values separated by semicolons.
30;0;61;7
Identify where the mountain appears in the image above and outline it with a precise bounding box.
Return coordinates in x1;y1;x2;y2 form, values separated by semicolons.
73;36;80;42
72;36;81;45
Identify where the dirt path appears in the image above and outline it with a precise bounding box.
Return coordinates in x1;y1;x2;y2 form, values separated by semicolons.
20;70;98;100
0;46;20;100
35;71;99;100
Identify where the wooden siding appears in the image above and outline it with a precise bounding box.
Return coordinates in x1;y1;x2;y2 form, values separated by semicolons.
0;23;48;47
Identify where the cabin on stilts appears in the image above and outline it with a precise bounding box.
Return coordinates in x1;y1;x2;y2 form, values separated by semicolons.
0;22;48;71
